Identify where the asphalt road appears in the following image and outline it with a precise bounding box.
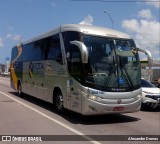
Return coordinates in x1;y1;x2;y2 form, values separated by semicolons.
0;76;160;144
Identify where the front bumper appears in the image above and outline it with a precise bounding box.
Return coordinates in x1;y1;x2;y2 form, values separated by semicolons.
81;96;142;115
142;95;160;108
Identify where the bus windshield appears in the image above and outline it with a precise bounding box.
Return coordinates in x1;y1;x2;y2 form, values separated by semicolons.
83;35;141;92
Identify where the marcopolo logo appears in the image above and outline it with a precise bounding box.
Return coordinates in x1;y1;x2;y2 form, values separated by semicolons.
117;99;122;104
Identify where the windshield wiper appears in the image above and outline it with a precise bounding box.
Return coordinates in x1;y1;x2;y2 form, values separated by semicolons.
113;56;117;77
103;56;117;87
119;57;133;90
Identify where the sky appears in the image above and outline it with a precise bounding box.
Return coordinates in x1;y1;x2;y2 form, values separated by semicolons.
0;0;160;64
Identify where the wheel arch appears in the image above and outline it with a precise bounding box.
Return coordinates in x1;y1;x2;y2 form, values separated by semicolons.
53;86;63;104
17;78;22;88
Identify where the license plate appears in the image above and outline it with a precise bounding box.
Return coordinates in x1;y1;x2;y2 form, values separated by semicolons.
113;107;124;111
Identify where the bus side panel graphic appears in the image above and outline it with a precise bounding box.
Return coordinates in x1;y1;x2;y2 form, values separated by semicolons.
10;44;22;90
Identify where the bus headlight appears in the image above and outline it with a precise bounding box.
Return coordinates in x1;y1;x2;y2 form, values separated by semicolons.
135;94;142;100
88;95;102;102
89;95;97;101
80;91;102;102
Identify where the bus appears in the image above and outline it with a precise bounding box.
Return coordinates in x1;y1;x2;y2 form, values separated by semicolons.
10;24;150;115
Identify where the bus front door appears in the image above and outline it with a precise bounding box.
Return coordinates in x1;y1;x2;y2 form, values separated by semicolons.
67;78;82;113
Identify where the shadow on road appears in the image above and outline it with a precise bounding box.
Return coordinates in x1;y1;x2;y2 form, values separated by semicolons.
62;113;141;125
141;105;160;112
9;91;141;125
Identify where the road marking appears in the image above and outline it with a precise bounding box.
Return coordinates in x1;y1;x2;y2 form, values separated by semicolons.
0;91;101;144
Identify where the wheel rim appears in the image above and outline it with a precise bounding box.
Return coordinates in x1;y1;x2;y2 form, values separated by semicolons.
56;94;63;111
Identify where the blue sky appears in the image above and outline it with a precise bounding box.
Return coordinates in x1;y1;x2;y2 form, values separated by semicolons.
0;0;160;64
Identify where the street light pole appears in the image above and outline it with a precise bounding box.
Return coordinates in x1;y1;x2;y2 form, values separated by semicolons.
104;10;113;29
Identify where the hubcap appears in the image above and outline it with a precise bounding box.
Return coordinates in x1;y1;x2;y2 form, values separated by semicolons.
56;95;63;110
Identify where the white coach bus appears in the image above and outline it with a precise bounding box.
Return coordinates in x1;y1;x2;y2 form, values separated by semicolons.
10;24;150;115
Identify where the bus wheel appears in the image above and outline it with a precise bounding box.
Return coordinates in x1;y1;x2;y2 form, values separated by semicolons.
54;91;64;113
17;82;23;97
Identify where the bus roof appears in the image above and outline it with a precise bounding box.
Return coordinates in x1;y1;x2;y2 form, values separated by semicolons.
23;24;132;45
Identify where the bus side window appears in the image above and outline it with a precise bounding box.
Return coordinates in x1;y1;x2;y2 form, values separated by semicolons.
11;46;18;62
33;40;45;61
47;35;62;64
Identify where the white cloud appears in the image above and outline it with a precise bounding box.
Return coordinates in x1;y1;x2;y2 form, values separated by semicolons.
144;0;160;8
0;37;4;47
14;35;22;41
6;34;22;42
138;9;153;20
122;19;140;32
122;10;160;60
79;15;93;25
122;19;160;48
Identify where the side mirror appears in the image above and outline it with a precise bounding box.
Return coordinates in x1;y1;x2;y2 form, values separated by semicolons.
137;47;153;69
137;47;153;82
70;41;88;63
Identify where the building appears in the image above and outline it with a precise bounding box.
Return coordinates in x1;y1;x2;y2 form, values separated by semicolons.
141;60;160;82
0;64;5;72
5;57;10;73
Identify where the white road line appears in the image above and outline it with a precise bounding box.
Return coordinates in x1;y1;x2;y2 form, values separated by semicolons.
0;91;101;144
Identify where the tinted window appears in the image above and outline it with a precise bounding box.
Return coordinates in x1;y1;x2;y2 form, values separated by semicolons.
69;45;83;83
24;43;36;61
62;31;81;53
11;45;24;62
141;79;155;88
12;39;48;62
33;40;45;61
47;34;62;64
11;46;18;62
